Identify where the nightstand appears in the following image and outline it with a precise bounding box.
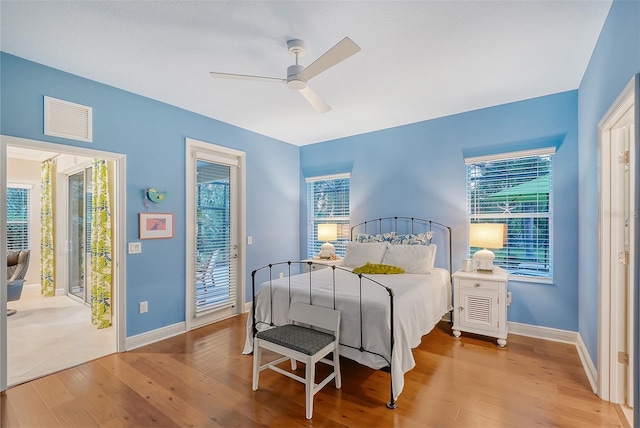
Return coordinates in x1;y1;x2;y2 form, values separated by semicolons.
452;267;509;348
301;258;342;273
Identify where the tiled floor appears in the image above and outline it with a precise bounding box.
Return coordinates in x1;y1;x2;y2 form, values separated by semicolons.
6;283;116;386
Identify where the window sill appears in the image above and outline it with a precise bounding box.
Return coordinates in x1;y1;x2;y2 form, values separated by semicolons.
508;274;553;285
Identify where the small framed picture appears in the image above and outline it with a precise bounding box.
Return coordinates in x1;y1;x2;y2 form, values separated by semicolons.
139;212;174;239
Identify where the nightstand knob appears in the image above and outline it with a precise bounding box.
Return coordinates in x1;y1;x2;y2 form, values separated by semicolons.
474;283;481;287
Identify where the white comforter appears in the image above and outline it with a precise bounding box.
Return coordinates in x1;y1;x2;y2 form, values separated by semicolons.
243;266;452;400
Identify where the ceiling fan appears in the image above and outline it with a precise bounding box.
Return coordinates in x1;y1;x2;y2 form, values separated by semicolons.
210;37;361;113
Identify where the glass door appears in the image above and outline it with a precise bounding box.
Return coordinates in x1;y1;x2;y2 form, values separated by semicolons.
186;139;244;330
68;167;92;303
194;160;236;315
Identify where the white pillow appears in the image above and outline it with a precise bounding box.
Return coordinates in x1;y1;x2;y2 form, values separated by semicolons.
342;242;389;268
381;244;437;274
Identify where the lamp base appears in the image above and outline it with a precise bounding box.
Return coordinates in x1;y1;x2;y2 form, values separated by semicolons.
320;242;335;259
472;248;495;272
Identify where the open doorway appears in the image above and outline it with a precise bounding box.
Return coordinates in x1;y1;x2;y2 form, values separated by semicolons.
1;135;126;389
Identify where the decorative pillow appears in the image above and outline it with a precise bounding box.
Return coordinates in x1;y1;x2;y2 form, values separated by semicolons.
352;262;405;275
355;233;383;243
390;232;434;245
341;242;389;267
355;232;396;243
381;244;437;274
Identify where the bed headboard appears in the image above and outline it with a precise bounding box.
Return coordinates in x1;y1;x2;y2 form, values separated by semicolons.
350;216;453;274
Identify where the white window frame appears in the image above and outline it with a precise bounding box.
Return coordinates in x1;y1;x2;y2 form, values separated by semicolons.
306;173;350;259
465;148;555;283
6;183;32;251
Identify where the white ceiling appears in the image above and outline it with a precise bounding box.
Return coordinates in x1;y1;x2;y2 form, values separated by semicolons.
6;145;57;162
0;1;612;146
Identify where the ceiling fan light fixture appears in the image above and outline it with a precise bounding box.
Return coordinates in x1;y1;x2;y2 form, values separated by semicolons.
287;64;307;90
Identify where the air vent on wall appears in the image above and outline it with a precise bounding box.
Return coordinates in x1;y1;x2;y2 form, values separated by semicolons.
44;96;92;142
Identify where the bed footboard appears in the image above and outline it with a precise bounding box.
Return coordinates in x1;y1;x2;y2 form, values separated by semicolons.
251;261;398;409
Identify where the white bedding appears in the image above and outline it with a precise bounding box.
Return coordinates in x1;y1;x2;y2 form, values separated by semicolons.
243;266;452;400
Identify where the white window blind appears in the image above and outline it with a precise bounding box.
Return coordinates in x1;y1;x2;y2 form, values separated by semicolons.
6;185;31;251
465;148;554;281
306;173;350;259
195;160;235;313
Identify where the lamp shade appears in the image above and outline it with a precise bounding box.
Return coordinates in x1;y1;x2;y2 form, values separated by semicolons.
469;223;504;249
317;223;338;242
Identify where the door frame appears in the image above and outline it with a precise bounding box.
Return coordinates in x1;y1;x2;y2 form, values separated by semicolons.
597;75;638;411
185;137;246;331
0;135;127;392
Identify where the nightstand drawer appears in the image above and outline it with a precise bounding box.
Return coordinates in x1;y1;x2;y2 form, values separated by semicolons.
458;278;500;291
302;259;342;273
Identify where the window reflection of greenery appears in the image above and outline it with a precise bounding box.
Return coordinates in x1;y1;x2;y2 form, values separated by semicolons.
6;187;30;250
195;160;232;312
308;178;350;259
468;155;552;278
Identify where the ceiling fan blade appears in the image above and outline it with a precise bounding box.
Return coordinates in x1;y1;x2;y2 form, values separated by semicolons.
299;85;331;113
209;72;285;84
301;37;361;81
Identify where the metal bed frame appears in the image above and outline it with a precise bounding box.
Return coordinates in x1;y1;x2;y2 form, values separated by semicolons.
250;217;452;409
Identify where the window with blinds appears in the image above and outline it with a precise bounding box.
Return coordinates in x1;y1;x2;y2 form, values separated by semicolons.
306;174;350;259
7;186;30;250
195;160;235;314
465;148;554;281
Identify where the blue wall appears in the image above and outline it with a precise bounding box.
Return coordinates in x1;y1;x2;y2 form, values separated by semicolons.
577;0;640;382
1;53;300;336
301;91;580;331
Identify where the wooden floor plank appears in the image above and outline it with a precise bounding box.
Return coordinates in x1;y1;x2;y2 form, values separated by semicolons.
3;383;62;427
95;355;225;428
1;315;623;427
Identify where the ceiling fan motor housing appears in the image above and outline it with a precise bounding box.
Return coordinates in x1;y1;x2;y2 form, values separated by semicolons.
287;64;307;89
287;39;307;57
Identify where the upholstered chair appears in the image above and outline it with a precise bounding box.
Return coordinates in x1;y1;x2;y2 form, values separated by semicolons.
7;249;31;316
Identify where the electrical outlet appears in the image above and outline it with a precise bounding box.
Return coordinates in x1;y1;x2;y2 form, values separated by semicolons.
247;236;253;245
279;272;284;279
139;301;148;313
128;242;142;254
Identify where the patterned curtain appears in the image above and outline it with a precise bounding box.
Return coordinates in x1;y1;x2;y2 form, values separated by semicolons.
90;159;112;328
40;159;55;296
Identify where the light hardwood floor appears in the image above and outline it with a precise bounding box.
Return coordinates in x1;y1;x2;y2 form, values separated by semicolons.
1;313;623;427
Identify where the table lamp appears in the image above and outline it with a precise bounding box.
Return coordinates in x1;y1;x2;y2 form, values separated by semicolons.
317;223;338;259
469;223;505;273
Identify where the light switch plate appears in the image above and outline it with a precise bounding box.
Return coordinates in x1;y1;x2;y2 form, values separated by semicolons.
128;242;142;254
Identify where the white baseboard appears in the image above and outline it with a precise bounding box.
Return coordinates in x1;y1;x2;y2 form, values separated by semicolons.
576;333;598;393
508;321;597;394
508;321;578;344
244;301;252;313
126;321;186;351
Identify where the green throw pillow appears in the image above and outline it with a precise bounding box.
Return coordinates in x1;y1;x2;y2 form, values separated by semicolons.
352;262;405;275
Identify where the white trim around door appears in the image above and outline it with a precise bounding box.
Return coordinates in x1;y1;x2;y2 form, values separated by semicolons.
0;135;127;392
185;138;246;331
597;75;637;422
